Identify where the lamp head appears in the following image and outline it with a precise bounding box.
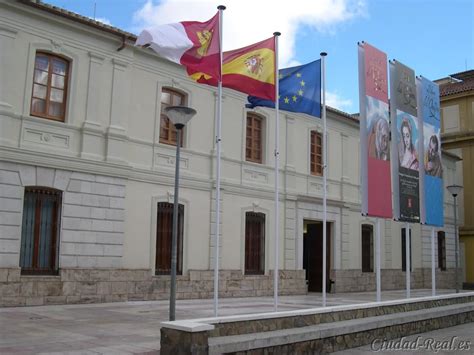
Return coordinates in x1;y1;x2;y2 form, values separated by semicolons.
447;184;463;197
165;105;196;129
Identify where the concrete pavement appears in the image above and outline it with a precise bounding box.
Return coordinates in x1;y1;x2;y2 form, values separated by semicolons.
0;289;470;354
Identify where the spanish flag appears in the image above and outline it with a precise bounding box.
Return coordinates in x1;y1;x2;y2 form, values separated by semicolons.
190;37;276;101
136;13;220;82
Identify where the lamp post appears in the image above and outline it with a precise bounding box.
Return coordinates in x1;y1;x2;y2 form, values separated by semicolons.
446;184;463;293
164;105;196;321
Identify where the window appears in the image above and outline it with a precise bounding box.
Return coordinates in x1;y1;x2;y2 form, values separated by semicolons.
160;89;185;146
245;212;265;275
20;187;62;275
311;131;323;175
246;113;263;163
31;53;69;121
361;224;374;272
401;228;412;272
156;202;184;275
438;231;446;271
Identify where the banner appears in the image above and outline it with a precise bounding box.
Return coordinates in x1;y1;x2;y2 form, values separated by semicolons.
358;42;392;218
390;60;420;222
417;76;444;226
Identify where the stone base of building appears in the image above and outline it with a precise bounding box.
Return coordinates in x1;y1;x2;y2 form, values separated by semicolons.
0;268;307;307
332;268;457;292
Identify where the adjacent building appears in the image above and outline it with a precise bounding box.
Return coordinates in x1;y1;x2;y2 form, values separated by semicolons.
0;0;461;306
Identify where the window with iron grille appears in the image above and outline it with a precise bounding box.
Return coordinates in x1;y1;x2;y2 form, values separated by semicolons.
246;113;263;163
311;131;323;175
437;231;446;271
401;228;412;272
20;187;62;275
245;212;265;275
156;202;184;275
31;52;69;121
361;224;374;272
160;89;185;146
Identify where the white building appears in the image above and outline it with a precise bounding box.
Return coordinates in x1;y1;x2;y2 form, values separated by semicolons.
0;0;462;306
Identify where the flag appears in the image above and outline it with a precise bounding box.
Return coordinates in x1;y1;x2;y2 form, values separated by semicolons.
246;60;321;117
189;37;276;101
135;13;220;81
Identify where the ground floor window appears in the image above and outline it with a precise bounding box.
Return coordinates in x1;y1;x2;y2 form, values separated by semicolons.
20;187;62;275
401;228;412;272
156;202;184;275
437;231;446;271
245;212;265;275
361;224;374;272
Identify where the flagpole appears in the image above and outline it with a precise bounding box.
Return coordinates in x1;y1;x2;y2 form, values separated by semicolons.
320;52;327;307
213;4;225;318
273;31;281;312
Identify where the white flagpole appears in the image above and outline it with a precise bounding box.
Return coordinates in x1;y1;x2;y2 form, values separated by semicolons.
213;5;225;318
376;218;381;302
406;222;411;298
321;52;327;307
431;226;436;296
273;31;281;312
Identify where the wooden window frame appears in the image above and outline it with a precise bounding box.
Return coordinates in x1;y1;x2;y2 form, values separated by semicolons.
246;113;263;164
160;88;185;146
20;187;62;275
245;212;265;275
311;131;323;176
401;228;412;272
437;231;446;271
361;224;374;273
30;52;69;122
155;202;184;275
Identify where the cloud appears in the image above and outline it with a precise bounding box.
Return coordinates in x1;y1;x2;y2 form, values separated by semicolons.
326;91;353;112
95;17;112;26
132;0;367;67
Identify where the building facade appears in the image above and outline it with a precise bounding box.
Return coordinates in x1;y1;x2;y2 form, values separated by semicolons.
438;70;474;289
0;0;460;306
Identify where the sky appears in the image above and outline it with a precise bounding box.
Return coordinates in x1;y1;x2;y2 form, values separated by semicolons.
43;0;473;114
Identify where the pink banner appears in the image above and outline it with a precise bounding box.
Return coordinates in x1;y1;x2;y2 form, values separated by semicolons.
359;42;392;218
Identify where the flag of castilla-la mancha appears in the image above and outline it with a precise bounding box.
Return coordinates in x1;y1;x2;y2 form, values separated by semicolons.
189;37;276;101
135;12;221;82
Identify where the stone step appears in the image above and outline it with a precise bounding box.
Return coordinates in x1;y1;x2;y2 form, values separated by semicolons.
208;302;474;354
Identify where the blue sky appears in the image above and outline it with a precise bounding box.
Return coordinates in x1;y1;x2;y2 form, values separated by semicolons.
44;0;473;114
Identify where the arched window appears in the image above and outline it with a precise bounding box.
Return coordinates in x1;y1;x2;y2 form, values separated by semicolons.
246;113;264;163
245;212;265;275
361;224;374;272
20;187;62;275
311;131;323;175
160;88;186;146
31;52;69;121
156;202;184;275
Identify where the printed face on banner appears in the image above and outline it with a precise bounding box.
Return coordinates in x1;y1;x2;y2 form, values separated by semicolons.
366;96;390;161
397;112;419;171
423;124;442;178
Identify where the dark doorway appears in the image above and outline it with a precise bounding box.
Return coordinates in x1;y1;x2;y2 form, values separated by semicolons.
303;221;331;292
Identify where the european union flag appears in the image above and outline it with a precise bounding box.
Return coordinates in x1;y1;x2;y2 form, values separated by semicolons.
247;59;321;118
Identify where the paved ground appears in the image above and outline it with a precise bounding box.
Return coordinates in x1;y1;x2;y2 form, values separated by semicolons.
0;289;470;354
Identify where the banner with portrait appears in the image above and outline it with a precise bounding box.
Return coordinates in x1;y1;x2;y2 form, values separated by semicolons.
358;42;392;218
417;76;443;226
390;60;420;222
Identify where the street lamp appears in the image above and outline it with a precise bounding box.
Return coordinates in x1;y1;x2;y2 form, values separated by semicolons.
446;184;463;293
165;105;196;321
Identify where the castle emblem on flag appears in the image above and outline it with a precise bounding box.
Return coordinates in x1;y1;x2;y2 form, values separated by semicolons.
197;30;213;57
245;54;264;76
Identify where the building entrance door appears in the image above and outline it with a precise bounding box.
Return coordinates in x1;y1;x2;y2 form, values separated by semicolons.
303;221;331;292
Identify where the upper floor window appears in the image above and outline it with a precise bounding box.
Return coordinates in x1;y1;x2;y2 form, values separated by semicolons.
246;113;263;163
437;231;446;271
20;187;62;275
311;131;323;176
31;53;69;121
160;88;185;146
361;224;374;273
